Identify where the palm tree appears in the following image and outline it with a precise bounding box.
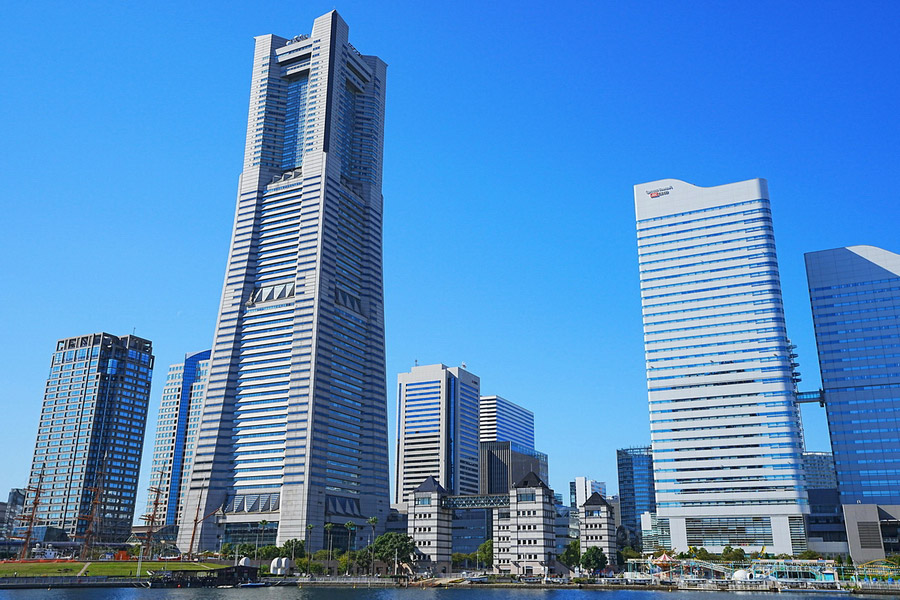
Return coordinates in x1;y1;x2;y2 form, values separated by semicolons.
324;523;334;576
367;516;378;575
256;520;268;561
344;521;356;573
305;524;315;575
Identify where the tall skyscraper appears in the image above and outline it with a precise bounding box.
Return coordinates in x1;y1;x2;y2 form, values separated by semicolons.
146;350;210;527
177;11;389;552
805;245;900;505
569;476;606;509
479;395;535;450
617;446;656;546
635;178;807;554
25;333;154;543
395;364;480;503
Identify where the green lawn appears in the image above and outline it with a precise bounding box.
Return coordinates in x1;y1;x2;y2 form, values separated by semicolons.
0;562;84;577
0;561;223;578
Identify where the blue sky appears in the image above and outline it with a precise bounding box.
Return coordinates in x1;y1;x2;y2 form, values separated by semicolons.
1;0;898;511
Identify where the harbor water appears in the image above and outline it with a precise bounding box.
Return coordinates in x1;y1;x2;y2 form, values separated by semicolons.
0;587;878;600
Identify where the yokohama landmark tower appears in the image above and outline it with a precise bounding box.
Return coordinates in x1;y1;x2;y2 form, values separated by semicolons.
177;11;390;552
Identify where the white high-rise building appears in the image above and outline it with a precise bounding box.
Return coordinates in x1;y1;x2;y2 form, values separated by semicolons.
634;178;808;554
395;364;480;504
177;11;390;553
569;476;606;509
479;395;535;450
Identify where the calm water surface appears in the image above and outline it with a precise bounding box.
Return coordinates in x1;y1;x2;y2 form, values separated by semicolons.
0;588;877;600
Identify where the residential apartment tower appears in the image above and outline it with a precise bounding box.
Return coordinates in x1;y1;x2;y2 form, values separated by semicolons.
26;333;154;543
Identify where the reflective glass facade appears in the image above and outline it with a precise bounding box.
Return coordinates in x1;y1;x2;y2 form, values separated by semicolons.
146;350;210;527
177;11;389;552
635;178;807;554
27;333;154;542
479;395;535;450
805;245;900;505
616;446;656;545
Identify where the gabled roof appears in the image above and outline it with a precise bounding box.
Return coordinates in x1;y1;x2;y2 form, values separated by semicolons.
513;471;550;490
414;475;447;494
582;491;610;508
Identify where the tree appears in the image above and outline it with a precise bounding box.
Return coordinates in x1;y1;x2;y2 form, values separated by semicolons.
256;519;269;560
620;546;641;560
306;524;315;574
721;546;746;562
339;550;357;575
581;547;608;573
797;549;823;560
280;539;303;561
345;521;357;552
237;543;255;560
372;532;417;571
695;547;713;561
258;545;280;560
220;542;234;560
476;539;493;568
560;540;580;568
324;523;335;574
367;517;378;574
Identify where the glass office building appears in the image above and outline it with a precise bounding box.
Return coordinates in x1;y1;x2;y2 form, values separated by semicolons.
805;245;900;505
479;440;549;494
177;11;390;552
395;364;481;503
635;178;807;554
479;395;535;450
25;333;154;543
617;446;656;547
146;350;210;527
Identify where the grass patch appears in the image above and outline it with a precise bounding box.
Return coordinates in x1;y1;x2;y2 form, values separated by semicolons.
0;561;222;578
0;562;84;577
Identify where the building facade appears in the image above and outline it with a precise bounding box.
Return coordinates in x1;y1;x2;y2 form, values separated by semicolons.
569;477;606;509
579;492;616;565
25;333;154;542
805;245;900;562
479;395;535;450
802;451;838;491
805;246;900;506
616;446;655;548
177;11;390;553
395;364;480;503
146;350;210;528
0;489;25;539
635;178;808;554
479;440;548;494
493;473;559;576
